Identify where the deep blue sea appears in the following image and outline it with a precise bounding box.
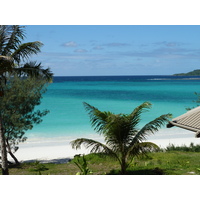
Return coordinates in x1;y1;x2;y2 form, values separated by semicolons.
27;75;200;140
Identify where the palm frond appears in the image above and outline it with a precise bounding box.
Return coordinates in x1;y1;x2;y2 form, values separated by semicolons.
130;113;172;145
83;102;111;134
139;113;172;135
127;142;160;164
104;102;152;146
0;25;8;54
130;102;152;115
137;142;160;153
1;25;25;56
13;61;53;82
11;41;43;63
129;102;151;125
71;138;116;155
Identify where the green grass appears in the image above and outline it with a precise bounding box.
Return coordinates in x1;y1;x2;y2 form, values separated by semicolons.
2;151;200;175
126;151;200;175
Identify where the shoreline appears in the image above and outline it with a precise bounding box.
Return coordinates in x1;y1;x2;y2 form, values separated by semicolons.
11;128;200;163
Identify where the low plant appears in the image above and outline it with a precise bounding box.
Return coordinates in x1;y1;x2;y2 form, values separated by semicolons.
72;154;93;175
29;161;49;175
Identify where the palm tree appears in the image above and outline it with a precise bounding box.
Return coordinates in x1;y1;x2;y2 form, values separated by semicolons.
71;102;172;174
0;25;53;175
0;25;52;82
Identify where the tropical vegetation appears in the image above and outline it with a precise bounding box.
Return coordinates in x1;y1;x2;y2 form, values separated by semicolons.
0;25;53;175
1;25;199;176
0;75;49;164
71;102;172;174
3;147;200;175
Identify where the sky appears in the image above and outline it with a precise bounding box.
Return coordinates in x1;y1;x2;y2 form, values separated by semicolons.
23;25;200;76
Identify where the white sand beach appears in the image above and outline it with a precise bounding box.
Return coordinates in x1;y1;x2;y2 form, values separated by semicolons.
10;128;200;164
12;138;93;163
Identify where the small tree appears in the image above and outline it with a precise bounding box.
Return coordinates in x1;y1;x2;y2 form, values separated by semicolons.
71;102;172;174
0;75;49;164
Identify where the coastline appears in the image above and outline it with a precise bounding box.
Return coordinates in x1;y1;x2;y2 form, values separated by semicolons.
12;128;200;164
9;75;200;164
13;135;105;163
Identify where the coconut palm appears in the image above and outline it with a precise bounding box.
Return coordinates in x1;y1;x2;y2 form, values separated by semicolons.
71;102;172;174
0;25;53;175
0;25;52;82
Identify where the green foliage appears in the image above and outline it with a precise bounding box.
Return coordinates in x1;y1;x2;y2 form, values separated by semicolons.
0;25;41;64
71;102;172;174
165;142;200;152
0;25;53;83
15;61;53;82
0;25;53;174
4;150;200;175
72;154;93;175
28;161;49;175
174;69;200;76
0;75;49;155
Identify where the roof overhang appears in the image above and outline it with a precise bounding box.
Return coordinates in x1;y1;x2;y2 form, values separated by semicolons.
167;106;200;138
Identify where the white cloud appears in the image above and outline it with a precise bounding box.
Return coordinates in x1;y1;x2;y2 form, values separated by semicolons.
93;45;104;50
154;41;184;47
62;41;77;47
74;49;88;53
103;42;130;47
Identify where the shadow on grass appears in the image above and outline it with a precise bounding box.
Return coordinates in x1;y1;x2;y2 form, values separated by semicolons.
107;167;165;175
8;163;22;169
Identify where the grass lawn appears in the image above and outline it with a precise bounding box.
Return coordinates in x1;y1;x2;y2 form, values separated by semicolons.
3;151;200;175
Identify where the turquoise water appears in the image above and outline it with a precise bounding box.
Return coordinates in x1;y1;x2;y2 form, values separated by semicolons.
27;76;200;139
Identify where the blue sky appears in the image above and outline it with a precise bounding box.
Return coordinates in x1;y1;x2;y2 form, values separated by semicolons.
24;25;200;76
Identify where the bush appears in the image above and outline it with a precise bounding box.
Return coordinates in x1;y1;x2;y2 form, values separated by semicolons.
165;143;200;152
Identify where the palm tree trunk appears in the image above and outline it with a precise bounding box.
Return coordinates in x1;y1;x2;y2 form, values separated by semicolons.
0;116;9;175
120;154;128;175
120;160;127;175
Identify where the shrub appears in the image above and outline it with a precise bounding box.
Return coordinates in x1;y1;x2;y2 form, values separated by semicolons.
165;143;200;152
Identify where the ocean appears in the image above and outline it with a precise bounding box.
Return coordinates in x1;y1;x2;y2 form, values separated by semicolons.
27;75;200;145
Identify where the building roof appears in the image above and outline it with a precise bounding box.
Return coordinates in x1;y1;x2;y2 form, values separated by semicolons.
167;106;200;138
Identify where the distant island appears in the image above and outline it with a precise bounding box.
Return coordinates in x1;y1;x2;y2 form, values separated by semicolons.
174;69;200;76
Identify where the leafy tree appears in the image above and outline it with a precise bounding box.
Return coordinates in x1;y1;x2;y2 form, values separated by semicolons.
71;102;172;174
0;25;53;175
0;75;49;164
